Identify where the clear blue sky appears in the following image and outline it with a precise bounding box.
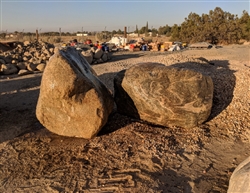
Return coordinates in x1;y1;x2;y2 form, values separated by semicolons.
0;0;249;33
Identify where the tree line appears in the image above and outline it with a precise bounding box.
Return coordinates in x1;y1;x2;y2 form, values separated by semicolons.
136;7;249;44
109;7;250;44
157;7;249;44
172;7;250;44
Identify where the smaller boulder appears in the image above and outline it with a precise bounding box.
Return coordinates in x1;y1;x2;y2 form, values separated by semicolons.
114;62;213;128
94;48;103;59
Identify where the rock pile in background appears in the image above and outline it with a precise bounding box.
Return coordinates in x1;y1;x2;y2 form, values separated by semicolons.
81;46;110;65
0;40;55;75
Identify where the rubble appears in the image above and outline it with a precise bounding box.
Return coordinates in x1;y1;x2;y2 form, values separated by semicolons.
0;40;54;75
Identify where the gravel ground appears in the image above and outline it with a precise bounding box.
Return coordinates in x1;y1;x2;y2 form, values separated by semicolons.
0;45;250;193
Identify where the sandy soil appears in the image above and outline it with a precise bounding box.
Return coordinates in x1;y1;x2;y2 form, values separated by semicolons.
0;45;250;193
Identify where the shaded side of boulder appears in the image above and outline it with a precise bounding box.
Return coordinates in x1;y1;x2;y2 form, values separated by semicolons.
114;62;213;128
36;47;114;139
228;156;250;193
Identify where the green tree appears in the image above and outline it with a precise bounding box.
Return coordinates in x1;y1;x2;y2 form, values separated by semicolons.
170;24;181;41
112;30;117;35
117;29;123;34
178;7;244;44
0;33;6;39
158;25;171;36
239;10;250;41
139;26;146;34
151;28;158;37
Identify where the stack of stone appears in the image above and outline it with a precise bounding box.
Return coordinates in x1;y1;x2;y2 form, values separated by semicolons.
81;46;110;65
0;40;55;75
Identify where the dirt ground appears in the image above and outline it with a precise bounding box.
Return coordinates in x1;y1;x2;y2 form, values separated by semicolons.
0;45;250;193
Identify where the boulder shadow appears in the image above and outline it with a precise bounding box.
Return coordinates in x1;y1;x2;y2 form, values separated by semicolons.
97;112;137;136
170;60;236;121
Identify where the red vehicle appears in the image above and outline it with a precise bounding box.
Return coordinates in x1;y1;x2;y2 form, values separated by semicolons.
85;39;92;45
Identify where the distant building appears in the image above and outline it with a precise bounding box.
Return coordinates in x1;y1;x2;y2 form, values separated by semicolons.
76;33;88;37
5;33;16;38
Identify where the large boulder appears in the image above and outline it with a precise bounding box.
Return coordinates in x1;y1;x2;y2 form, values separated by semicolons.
114;62;213;128
36;47;114;139
228;156;250;193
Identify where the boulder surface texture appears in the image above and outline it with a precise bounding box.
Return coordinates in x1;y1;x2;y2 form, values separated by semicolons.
228;156;250;193
114;62;213;128
36;47;114;139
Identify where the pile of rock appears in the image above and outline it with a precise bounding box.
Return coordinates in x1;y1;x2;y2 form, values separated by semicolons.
0;40;55;75
80;46;110;65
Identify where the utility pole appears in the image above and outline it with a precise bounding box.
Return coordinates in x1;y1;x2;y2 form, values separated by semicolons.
124;26;127;38
36;29;39;41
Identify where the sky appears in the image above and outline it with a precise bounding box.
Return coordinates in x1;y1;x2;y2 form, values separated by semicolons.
0;0;249;33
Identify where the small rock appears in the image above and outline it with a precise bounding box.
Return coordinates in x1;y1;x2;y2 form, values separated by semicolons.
23;41;31;46
18;69;33;76
16;62;27;70
0;63;18;75
36;63;46;72
27;63;38;71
